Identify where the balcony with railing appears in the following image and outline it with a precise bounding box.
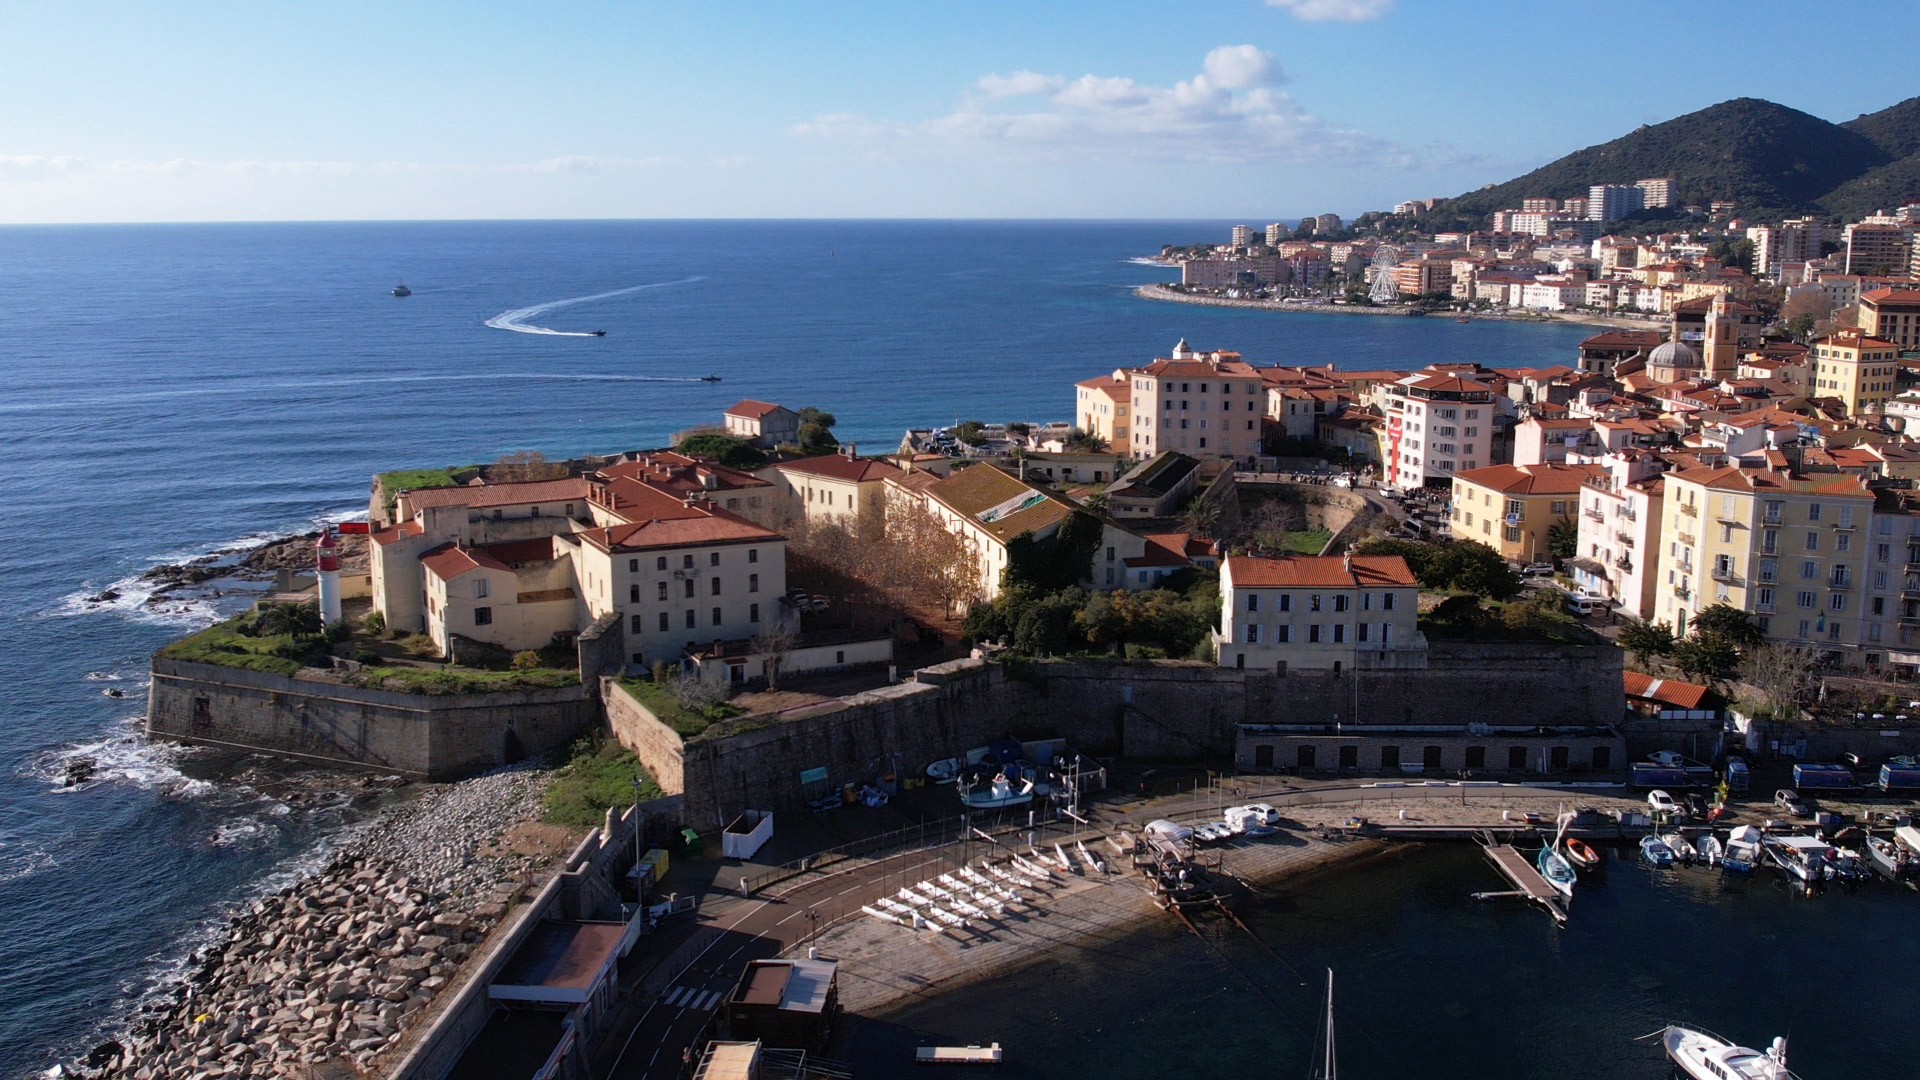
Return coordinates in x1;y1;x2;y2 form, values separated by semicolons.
1675;585;1692;601
1584;507;1605;523
1614;531;1635;547
1613;555;1633;571
1678;502;1699;518
1755;601;1776;614
1711;565;1742;585
1678;532;1696;548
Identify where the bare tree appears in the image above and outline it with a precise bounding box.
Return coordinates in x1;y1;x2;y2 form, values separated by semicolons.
486;450;569;484
666;668;730;711
1743;643;1818;723
750;621;800;689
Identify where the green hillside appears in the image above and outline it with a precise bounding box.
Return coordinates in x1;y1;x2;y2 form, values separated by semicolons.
1843;95;1920;159
1424;97;1896;229
1820;154;1920;222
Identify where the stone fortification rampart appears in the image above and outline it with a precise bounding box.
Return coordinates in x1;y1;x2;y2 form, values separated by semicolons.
147;658;596;779
620;642;1622;828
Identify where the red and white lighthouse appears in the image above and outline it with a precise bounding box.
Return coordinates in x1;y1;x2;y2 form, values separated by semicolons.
316;526;342;625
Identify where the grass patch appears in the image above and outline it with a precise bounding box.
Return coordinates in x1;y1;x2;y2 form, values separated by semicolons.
543;737;663;829
156;616;323;675
617;678;742;739
1275;527;1333;555
348;665;579;695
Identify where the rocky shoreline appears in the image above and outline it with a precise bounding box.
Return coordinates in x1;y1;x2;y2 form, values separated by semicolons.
64;766;557;1080
83;531;370;613
1132;284;1648;329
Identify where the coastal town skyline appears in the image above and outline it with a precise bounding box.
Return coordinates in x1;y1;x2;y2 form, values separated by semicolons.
3;0;1918;223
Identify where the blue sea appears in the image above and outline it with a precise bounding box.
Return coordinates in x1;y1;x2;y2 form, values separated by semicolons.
0;221;1600;1075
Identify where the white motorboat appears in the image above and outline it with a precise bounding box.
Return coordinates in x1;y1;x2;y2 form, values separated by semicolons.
1764;835;1836;885
924;757;962;784
1659;831;1698;864
1722;825;1763;874
1695;834;1724;867
1640;835;1676;867
1535;845;1576;899
1662;1025;1798;1080
1867;835;1913;880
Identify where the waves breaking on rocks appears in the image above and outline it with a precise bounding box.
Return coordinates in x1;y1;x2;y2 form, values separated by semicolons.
64;765;556;1080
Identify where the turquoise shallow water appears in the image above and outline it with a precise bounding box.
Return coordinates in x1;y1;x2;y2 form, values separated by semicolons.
0;221;1600;1074
847;842;1919;1079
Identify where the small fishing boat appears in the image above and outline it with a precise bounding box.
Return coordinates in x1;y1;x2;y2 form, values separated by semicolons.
1661;1025;1799;1080
1562;837;1601;869
1640;835;1676;867
699;373;722;382
1660;830;1698;864
1765;835;1835;885
1695;834;1724;867
1536;845;1577;898
924;757;961;784
1866;835;1910;880
1722;825;1763;874
391;283;411;297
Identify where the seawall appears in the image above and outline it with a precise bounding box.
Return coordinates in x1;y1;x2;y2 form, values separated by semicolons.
146;658;597;779
612;643;1622;828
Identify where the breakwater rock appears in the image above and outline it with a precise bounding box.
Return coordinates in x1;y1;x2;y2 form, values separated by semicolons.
72;768;552;1079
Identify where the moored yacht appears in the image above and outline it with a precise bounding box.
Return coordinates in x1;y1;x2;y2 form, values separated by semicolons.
1662;1025;1798;1080
1765;835;1836;885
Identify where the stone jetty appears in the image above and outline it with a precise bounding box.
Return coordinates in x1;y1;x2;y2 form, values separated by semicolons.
71;767;555;1079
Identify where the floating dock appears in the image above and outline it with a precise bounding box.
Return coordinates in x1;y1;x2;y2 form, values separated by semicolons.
1475;844;1568;924
916;1043;1002;1065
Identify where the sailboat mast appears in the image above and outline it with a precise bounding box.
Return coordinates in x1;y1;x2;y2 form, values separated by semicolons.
1311;968;1336;1080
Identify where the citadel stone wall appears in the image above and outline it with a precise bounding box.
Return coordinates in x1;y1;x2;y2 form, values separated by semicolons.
147;658;596;778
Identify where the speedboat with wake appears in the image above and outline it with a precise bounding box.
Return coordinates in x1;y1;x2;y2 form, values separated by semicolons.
589;329;606;336
1661;1025;1799;1079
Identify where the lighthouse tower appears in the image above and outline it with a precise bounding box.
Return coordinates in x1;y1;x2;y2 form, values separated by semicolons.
315;526;342;625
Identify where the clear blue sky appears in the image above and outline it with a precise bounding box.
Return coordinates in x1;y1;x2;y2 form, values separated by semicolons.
2;0;1913;223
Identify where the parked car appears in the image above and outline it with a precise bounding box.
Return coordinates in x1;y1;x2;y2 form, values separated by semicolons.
1521;562;1554;577
1647;750;1685;767
1774;788;1810;817
1647;789;1679;815
1684;793;1709;819
1565;590;1604;615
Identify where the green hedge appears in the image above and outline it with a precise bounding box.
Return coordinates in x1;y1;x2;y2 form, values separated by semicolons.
348;666;579;695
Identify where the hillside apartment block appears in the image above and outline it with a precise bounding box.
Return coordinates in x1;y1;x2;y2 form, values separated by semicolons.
1448;463;1599;564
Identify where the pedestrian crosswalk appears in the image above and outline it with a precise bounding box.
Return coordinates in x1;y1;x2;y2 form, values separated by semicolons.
662;985;723;1011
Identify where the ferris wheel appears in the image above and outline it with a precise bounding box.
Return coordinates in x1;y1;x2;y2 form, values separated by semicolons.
1368;245;1403;303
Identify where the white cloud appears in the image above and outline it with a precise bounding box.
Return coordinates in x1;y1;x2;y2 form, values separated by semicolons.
1265;0;1394;22
977;70;1065;98
792;46;1408;168
1201;44;1285;89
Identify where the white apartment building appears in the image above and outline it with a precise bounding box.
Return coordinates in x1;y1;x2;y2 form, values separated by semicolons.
1381;371;1499;488
1121;341;1265;462
1216;554;1426;672
1635;178;1673;209
1587;184;1645;221
1569;455;1666;618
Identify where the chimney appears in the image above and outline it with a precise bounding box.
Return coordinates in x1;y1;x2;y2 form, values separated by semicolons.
1342;550;1354;575
842;442;856;460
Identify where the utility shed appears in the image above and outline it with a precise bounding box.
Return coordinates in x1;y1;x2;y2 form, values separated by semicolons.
726;958;839;1049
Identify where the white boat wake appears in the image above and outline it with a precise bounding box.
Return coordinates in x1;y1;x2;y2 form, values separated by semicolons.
484;276;705;336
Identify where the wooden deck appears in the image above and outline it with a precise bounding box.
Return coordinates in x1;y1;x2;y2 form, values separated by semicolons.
1479;844;1568;923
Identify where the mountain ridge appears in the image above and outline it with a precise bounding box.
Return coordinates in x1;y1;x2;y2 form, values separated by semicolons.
1425;95;1918;228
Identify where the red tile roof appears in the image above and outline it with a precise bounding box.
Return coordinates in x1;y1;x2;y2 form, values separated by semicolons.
1225;554;1416;589
723;400;789;419
776;454;904;483
421;543;510;580
1452;463;1601;496
402;478;591;511
371;520;423;547
1623;671;1712;710
1861;288;1920;306
585;508;783;553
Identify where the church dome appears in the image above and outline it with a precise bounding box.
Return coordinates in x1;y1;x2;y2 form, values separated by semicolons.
1648;339;1699;369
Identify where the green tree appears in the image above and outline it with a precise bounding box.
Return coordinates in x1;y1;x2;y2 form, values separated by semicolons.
1786;313;1816;341
1670;636;1738;683
1430;541;1523;600
1006;421;1032;438
1545;517;1578;561
674;431;765;469
797;407;838;454
952;421;988;447
1351;537;1439;582
1617;619;1676;667
1064;428;1109;453
255;602;323;640
1691;604;1764;649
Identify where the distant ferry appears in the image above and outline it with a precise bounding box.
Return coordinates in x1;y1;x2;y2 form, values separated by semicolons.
391;283;411;297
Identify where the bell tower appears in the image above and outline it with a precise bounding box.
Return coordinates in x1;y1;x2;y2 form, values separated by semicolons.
1703;293;1738;378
